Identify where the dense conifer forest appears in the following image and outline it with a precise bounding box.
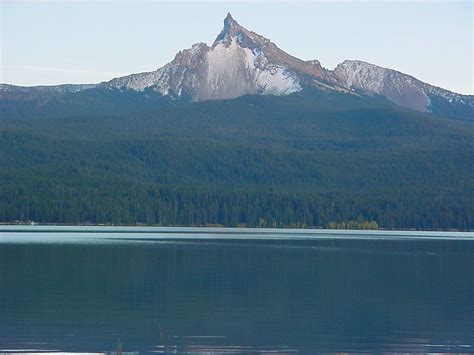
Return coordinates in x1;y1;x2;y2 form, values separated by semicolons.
1;92;473;230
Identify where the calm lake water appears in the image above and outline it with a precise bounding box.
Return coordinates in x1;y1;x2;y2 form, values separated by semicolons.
0;226;473;353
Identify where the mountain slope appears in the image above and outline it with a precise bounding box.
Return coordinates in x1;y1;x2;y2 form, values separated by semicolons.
333;60;474;120
1;94;473;229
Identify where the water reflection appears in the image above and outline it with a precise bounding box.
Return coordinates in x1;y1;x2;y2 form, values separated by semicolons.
0;233;473;352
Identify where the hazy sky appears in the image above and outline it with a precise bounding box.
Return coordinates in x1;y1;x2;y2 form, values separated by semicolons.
1;0;473;94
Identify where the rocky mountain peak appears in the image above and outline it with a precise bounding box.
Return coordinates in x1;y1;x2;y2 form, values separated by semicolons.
224;12;235;25
213;12;268;51
78;13;473;119
214;12;243;44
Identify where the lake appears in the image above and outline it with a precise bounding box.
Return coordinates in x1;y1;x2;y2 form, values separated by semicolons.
0;226;473;353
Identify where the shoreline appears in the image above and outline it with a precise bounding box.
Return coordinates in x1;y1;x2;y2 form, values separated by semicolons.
0;222;470;233
1;224;473;239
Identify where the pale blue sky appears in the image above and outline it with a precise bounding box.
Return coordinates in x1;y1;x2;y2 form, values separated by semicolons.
1;1;473;94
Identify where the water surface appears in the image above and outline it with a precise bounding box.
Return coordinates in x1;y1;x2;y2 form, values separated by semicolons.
1;226;473;353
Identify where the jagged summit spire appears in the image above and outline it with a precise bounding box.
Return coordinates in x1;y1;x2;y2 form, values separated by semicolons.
222;12;238;33
214;12;242;44
224;12;234;24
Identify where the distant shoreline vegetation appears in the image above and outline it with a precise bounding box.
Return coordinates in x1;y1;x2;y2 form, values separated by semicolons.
1;221;470;232
1;185;471;231
7;220;470;232
6;221;473;232
325;220;379;230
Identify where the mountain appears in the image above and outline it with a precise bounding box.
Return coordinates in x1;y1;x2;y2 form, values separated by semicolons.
332;60;473;120
1;13;473;229
1;13;472;121
105;13;339;101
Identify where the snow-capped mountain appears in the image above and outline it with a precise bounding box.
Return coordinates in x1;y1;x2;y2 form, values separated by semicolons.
102;13;472;118
332;60;471;114
1;13;472;121
105;13;334;101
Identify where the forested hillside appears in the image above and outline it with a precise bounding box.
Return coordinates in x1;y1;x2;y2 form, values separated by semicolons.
1;92;473;230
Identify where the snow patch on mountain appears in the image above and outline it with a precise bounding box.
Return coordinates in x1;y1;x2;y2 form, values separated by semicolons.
107;66;169;92
333;61;431;112
334;60;386;93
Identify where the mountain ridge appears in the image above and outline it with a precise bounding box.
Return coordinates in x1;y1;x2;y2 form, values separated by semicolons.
1;13;473;121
